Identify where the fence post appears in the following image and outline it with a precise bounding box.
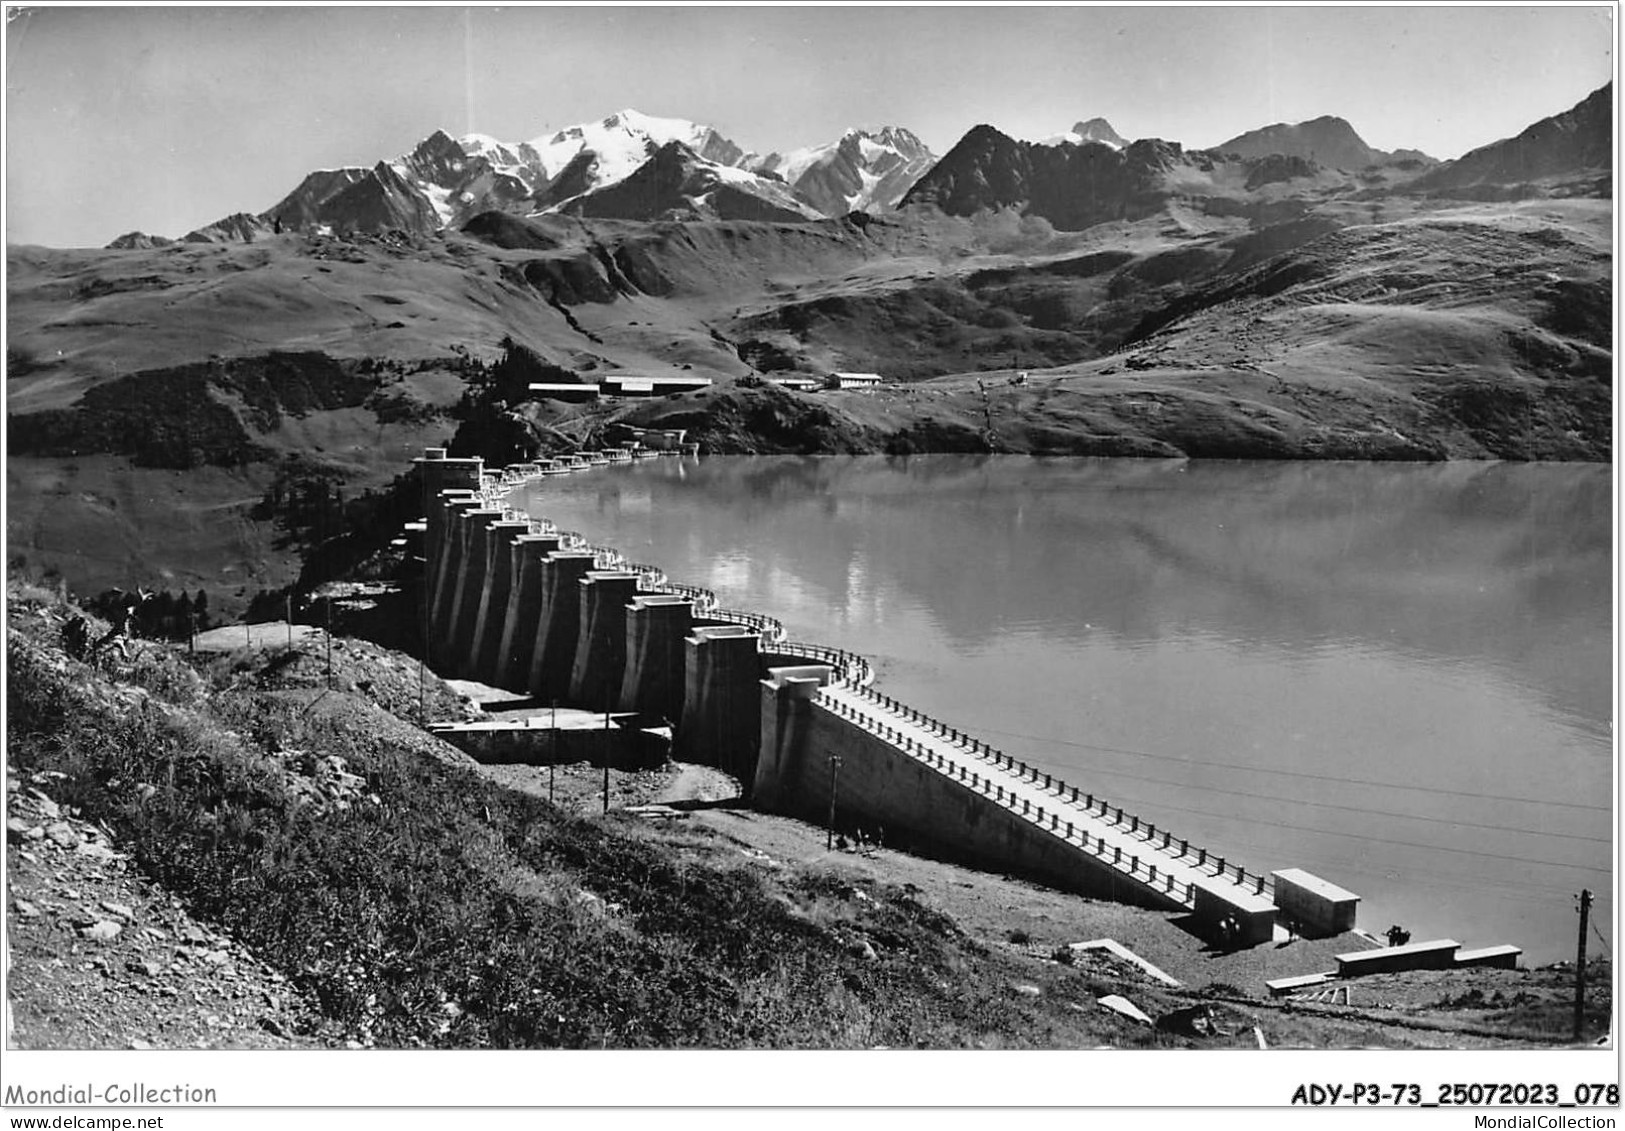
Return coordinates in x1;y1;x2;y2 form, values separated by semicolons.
1199;848;1207;866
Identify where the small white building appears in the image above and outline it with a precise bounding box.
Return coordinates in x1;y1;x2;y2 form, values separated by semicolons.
767;375;819;392
826;371;883;390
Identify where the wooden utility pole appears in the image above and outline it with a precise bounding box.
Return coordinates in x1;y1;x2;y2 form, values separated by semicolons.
1573;888;1592;1041
826;754;842;851
602;687;611;814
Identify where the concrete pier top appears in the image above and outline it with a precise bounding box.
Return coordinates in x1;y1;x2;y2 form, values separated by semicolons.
1338;938;1460;964
690;625;756;642
631;594;692;609
1193;877;1277;916
1272;868;1359;903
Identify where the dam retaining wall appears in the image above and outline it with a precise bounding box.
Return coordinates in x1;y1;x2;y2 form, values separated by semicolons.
412;448;1359;940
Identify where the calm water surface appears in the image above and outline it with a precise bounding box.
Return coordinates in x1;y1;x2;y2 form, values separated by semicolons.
519;456;1612;965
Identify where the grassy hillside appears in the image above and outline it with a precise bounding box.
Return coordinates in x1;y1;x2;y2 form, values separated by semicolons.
5;195;1611;604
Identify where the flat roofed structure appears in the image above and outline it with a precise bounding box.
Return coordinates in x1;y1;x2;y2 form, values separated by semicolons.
1271;868;1360;936
1454;944;1522;970
1336;938;1460;977
601;374;713;397
826;371;882;389
768;376;819;391
1191;877;1277;947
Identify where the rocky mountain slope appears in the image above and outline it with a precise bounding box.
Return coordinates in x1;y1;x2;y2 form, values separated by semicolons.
549;140;821;223
1412;82;1612;197
1214;115;1423;170
756;126;937;215
900;126;1226;231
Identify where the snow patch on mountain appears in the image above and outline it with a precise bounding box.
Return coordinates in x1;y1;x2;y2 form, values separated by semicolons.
756;126;936;215
1039;118;1127;150
525;109;752;186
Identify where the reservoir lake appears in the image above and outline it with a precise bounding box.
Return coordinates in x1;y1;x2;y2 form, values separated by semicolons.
518;456;1612;965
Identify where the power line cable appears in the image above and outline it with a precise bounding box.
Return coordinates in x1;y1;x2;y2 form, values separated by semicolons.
1047;787;1611;875
1191;826;1605;899
1048;758;1610;845
976;722;1610;813
1101;808;1607;898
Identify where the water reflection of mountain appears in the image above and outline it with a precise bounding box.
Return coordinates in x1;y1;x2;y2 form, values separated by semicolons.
527;457;1610;728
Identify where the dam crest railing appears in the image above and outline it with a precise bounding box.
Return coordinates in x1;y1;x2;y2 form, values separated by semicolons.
816;680;1276;908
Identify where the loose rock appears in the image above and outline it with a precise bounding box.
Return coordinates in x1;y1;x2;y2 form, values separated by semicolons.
80;920;124;942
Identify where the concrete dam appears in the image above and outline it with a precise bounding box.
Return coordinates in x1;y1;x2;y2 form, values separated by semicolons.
413;446;1365;948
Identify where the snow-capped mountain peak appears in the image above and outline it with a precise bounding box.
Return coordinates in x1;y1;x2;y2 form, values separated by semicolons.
523;109;753;186
184;111;932;241
754;126;936;214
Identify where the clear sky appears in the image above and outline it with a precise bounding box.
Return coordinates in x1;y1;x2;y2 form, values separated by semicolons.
5;4;1615;248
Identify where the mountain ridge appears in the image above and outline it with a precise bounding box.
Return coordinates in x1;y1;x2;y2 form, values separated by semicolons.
112;87;1609;248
